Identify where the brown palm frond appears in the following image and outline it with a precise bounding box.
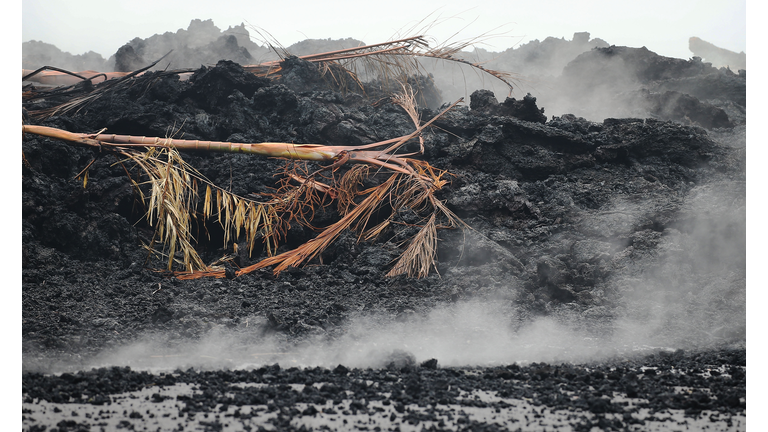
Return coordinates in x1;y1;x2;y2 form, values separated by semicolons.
268;161;336;230
386;213;438;278
243;35;429;76
381;161;465;278
336;164;370;215
237;173;399;277
392;84;422;128
241;23;516;94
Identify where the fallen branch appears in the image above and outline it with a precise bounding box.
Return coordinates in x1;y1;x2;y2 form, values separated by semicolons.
22;93;465;279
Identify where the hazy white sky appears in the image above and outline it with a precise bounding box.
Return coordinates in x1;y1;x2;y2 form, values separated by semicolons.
22;0;746;60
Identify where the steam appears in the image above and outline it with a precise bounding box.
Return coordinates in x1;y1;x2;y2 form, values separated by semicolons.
85;301;660;373
416;33;641;122
88;290;742;375
611;181;747;347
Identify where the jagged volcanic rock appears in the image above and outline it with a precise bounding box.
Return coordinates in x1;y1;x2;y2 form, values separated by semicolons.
22;38;745;431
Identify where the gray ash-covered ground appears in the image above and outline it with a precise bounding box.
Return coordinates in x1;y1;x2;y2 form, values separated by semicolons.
22;27;745;431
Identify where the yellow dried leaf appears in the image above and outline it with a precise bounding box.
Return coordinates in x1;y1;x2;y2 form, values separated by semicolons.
204;185;212;217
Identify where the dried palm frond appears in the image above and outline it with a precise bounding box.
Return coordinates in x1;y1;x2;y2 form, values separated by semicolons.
240;173;399;276
116;143;285;273
387;213;438;278
137;146;206;271
335;164;370;215
243;33;516;96
23;89;466;278
23;26;517;119
23;52;189;119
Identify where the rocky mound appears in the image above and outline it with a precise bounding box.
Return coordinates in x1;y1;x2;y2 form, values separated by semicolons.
22;30;746;431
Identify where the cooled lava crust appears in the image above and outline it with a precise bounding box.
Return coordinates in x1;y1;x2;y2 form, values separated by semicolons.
23;43;746;431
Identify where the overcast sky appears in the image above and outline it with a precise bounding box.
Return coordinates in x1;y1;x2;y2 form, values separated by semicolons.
22;0;746;61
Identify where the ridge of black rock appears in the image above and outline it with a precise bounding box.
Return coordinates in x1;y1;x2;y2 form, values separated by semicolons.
23;57;744;355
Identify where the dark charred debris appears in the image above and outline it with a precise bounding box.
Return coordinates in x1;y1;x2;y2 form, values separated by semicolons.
23;21;745;431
